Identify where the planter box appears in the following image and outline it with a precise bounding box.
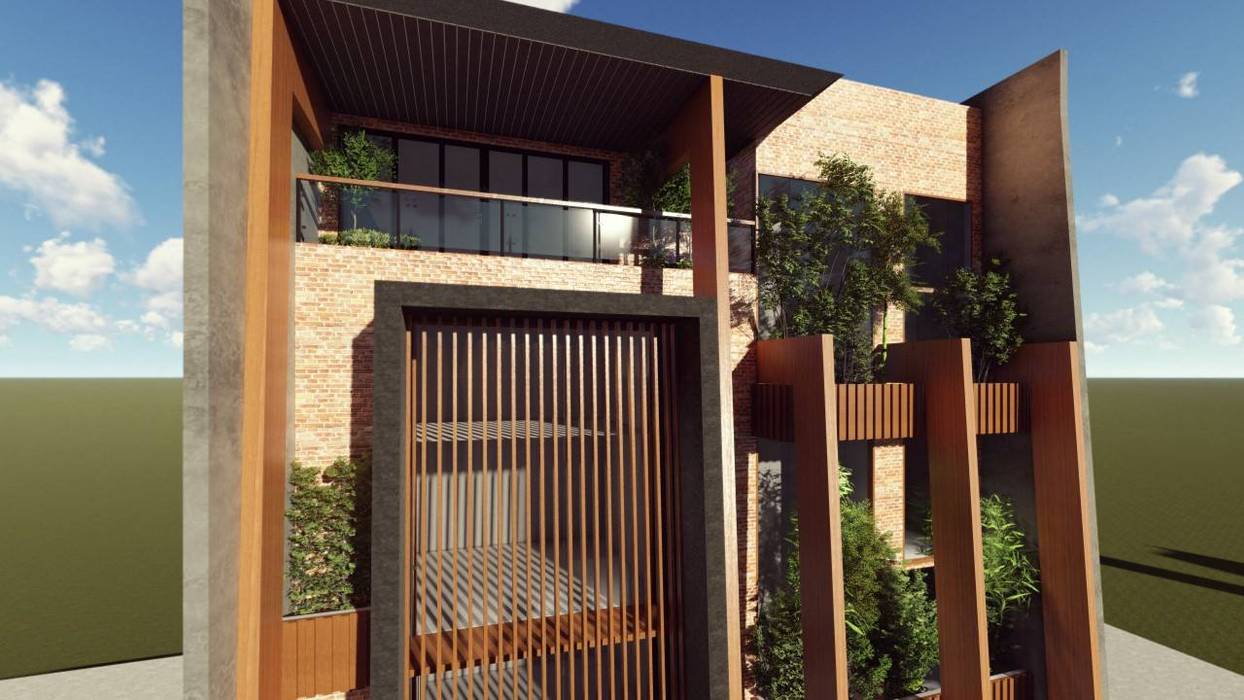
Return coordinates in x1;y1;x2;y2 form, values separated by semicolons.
280;607;369;700
753;382;916;442
974;382;1024;435
908;670;1030;699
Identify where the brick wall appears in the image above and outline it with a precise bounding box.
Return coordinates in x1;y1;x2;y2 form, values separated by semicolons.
870;440;906;552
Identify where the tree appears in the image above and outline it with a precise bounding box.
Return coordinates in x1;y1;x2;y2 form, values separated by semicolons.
753;468;939;699
309;129;396;231
930;258;1025;381
757;155;939;382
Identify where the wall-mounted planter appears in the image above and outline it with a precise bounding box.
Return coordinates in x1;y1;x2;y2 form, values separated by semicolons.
753;381;916;442
280;608;369;699
974;382;1024;435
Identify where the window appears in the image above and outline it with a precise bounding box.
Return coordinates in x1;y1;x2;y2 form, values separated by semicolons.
908;195;971;289
758;174;821;205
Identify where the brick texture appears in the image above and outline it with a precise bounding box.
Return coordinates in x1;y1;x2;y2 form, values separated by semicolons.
870;440;906;552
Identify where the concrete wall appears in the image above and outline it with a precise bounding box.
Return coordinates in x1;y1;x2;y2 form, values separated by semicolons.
967;50;1107;696
183;0;251;696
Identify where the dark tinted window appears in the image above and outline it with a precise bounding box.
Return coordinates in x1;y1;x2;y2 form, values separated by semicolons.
397;138;438;186
488;151;523;196
759;174;821;205
909;196;970;288
567;160;604;204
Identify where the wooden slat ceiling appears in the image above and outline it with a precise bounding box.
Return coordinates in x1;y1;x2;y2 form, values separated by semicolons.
283;0;839;154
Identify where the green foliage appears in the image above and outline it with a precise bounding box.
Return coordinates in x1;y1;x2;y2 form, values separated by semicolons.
319;229;419;250
922;494;1040;645
931;258;1025;381
754;468;939;699
757;154;939;383
618;150;738;215
286;458;372;615
309;129;396;229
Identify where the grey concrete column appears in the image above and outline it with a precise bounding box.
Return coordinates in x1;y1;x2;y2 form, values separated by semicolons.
183;0;252;696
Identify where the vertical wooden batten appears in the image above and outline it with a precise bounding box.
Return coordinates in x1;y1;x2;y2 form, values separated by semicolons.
238;0;329;696
755;335;849;700
666;74;743;699
994;342;1103;699
887;339;991;700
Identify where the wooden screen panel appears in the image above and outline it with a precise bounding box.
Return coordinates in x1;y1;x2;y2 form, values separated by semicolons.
974;382;1023;435
753;382;915;443
408;315;682;698
279;609;370;700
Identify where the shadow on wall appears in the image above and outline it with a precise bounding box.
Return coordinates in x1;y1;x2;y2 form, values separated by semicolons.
351;319;376;464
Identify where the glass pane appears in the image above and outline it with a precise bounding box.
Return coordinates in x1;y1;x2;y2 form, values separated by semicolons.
295;180;320;243
342;187;396;236
397;138;439;186
910;196;970;288
527;155;563;199
564;208;595;261
444;195;485;253
728;224;754;273
444;144;481;190
598;212;638;264
500;201;524;256
524;202;566;258
399;191;438;249
567;160;604;204
489;151;523;196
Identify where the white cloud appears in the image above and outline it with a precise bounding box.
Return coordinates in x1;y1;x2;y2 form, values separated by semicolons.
1191;305;1241;346
1114;136;1123;148
1176;71;1199;98
1098;193;1120;208
126;237;183;315
0;79;139;228
1084;305;1165;347
69;333;111;352
1084;340;1106;354
1117;271;1174;296
1153;297;1184;309
30;233;115;296
0;334;9;347
0;295;108;335
503;0;579;11
169;331;184;348
1080;153;1242;254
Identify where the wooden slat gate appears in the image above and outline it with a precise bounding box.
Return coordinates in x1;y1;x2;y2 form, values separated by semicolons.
408;315;684;698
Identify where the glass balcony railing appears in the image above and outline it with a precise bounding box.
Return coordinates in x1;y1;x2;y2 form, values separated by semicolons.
294;175;755;273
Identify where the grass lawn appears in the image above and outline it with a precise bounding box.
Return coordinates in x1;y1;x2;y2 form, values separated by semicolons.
1089;378;1244;676
0;379;181;679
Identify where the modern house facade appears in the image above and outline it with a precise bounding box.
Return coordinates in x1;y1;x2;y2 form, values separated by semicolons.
184;0;1104;698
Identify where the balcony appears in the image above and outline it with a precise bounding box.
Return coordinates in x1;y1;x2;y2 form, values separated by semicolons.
295;174;755;273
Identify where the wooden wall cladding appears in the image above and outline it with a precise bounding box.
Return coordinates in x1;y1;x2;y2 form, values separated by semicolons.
280;609;369;700
974;382;1023;435
753;382;915;443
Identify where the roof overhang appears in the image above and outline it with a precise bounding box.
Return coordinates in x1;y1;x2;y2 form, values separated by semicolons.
282;0;841;155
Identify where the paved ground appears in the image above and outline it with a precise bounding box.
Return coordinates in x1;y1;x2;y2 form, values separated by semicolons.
3;625;1243;699
0;655;181;699
1105;624;1244;699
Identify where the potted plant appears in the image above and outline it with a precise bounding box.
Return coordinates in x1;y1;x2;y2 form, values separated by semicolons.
930;258;1026;433
757;154;937;440
309;129;397;247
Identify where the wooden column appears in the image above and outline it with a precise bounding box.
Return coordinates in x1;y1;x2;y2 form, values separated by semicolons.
888;339;990;700
994;342;1102;699
667;74;743;698
238;0;327;696
756;336;849;699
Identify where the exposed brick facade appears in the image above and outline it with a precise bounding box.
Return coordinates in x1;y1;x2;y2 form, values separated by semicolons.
870;440;906;551
293;76;980;691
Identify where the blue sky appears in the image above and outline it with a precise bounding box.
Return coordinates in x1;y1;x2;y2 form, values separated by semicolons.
0;1;1240;377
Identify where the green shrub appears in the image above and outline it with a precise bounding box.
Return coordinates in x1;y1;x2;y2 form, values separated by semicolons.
754;468;939;699
757;155;939;383
286;458;371;615
921;493;1039;646
309;129;396;230
930;258;1025;381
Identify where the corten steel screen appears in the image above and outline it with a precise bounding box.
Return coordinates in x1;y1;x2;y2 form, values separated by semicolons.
406;314;685;698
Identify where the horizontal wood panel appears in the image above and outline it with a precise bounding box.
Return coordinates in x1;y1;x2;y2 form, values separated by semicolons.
753;382;915;442
975;382;1024;435
280;609;369;700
